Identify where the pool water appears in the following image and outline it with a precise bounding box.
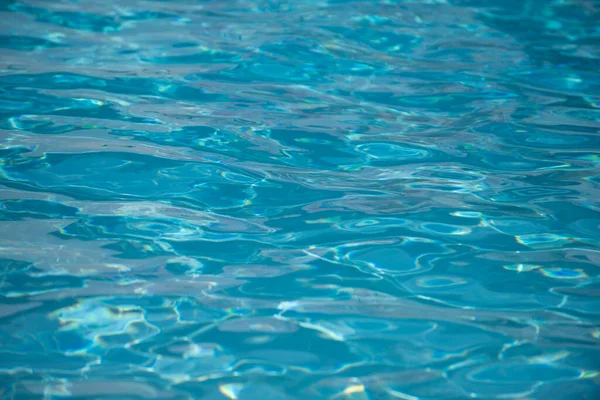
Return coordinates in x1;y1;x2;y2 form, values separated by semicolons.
1;0;600;398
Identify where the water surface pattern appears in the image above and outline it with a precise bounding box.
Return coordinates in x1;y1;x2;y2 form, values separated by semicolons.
1;0;600;398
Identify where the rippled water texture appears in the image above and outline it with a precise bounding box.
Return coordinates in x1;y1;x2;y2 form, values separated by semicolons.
1;0;600;398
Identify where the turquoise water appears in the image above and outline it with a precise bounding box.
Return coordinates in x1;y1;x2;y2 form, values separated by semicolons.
1;0;600;398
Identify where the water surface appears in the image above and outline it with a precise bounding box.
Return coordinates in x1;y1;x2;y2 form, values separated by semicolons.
1;0;600;398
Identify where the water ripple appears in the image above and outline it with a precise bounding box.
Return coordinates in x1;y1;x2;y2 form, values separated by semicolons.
1;0;599;398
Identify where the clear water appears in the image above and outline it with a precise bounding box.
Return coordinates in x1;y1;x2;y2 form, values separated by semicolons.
1;0;599;398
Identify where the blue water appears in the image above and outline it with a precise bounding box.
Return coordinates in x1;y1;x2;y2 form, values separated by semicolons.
1;0;600;398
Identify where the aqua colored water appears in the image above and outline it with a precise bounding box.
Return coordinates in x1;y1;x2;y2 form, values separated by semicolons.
1;0;599;398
